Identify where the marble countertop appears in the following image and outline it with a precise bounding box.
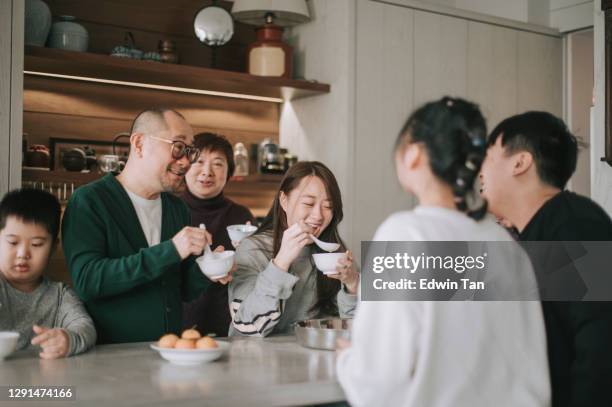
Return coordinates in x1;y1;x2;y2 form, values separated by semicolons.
1;335;346;407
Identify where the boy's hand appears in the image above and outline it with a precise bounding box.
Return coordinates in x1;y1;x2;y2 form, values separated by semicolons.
31;325;70;359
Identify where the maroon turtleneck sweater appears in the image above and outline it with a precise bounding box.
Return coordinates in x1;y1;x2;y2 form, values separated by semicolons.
181;189;254;336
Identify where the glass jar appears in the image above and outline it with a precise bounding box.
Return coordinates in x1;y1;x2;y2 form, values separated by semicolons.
234;142;249;177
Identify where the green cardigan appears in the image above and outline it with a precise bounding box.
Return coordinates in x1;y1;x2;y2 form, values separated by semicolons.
62;174;210;344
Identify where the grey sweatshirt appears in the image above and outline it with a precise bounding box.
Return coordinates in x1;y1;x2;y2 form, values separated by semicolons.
0;275;96;355
228;232;357;337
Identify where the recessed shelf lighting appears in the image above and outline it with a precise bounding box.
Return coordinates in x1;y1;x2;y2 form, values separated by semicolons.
24;70;284;103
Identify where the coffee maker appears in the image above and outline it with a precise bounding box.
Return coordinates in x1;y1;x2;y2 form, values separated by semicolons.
258;139;284;174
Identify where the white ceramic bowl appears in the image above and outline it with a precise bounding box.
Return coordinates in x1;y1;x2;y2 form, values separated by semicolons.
196;251;235;280
0;332;20;361
150;341;229;366
226;224;257;243
312;253;345;275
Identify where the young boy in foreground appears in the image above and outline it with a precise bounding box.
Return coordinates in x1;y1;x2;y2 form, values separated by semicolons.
0;188;96;358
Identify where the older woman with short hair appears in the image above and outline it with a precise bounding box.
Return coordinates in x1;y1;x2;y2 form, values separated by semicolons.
181;132;254;336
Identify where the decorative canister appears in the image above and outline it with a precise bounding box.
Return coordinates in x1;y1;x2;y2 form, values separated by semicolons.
110;32;142;59
48;15;89;52
25;145;50;168
247;14;293;79
234;142;249;177
25;0;52;46
158;40;179;64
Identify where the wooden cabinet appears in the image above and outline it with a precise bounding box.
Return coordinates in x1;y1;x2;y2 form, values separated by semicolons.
25;46;330;102
413;10;468;106
21;2;330;215
21;45;325;216
516;31;563;115
22;169;282;218
352;0;563;249
467;22;518;128
20;0;331;284
354;0;417;243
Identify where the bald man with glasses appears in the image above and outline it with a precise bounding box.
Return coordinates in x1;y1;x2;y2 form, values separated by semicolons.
62;108;231;344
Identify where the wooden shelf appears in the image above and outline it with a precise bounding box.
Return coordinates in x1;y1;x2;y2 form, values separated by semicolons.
22;168;280;218
229;173;284;183
22;168;99;186
22;168;283;185
24;46;330;102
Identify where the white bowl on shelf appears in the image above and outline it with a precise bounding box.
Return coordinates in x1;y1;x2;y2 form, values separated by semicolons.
226;224;257;244
0;332;20;361
196;251;235;280
150;341;229;366
312;253;345;275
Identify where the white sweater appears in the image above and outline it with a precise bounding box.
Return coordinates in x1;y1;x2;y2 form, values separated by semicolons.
336;206;550;407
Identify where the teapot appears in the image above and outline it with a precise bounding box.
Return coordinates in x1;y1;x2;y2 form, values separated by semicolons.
62;147;86;172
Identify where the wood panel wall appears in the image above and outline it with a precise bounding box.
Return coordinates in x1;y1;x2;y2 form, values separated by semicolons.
24;76;280;148
44;0;256;72
24;76;280;286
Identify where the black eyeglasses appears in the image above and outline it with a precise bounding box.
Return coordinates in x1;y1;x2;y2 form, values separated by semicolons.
148;135;200;163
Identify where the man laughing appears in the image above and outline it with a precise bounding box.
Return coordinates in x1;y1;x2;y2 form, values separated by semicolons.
62;108;229;343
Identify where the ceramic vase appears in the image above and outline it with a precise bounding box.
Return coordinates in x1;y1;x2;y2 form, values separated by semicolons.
24;0;52;46
48;15;89;52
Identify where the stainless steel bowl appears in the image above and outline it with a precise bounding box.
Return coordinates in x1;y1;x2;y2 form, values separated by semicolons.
294;318;352;351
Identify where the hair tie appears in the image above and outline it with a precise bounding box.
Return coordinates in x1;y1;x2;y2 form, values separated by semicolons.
467;131;484;147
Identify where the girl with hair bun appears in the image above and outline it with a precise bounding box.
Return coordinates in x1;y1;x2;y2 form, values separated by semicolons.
336;97;550;407
393;96;488;219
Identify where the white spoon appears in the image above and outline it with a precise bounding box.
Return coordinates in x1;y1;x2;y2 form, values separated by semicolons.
309;234;340;252
200;223;214;258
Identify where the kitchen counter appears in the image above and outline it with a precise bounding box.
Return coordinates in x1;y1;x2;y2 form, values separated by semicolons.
1;336;346;407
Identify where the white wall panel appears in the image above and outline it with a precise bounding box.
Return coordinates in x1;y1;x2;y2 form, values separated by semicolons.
517;30;563;115
353;0;416;251
550;1;594;31
467;21;519;129
413;10;468;106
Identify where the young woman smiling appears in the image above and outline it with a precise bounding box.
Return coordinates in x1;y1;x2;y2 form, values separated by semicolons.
228;161;358;337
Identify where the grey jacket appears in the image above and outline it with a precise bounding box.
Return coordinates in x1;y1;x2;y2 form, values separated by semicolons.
228;232;357;337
